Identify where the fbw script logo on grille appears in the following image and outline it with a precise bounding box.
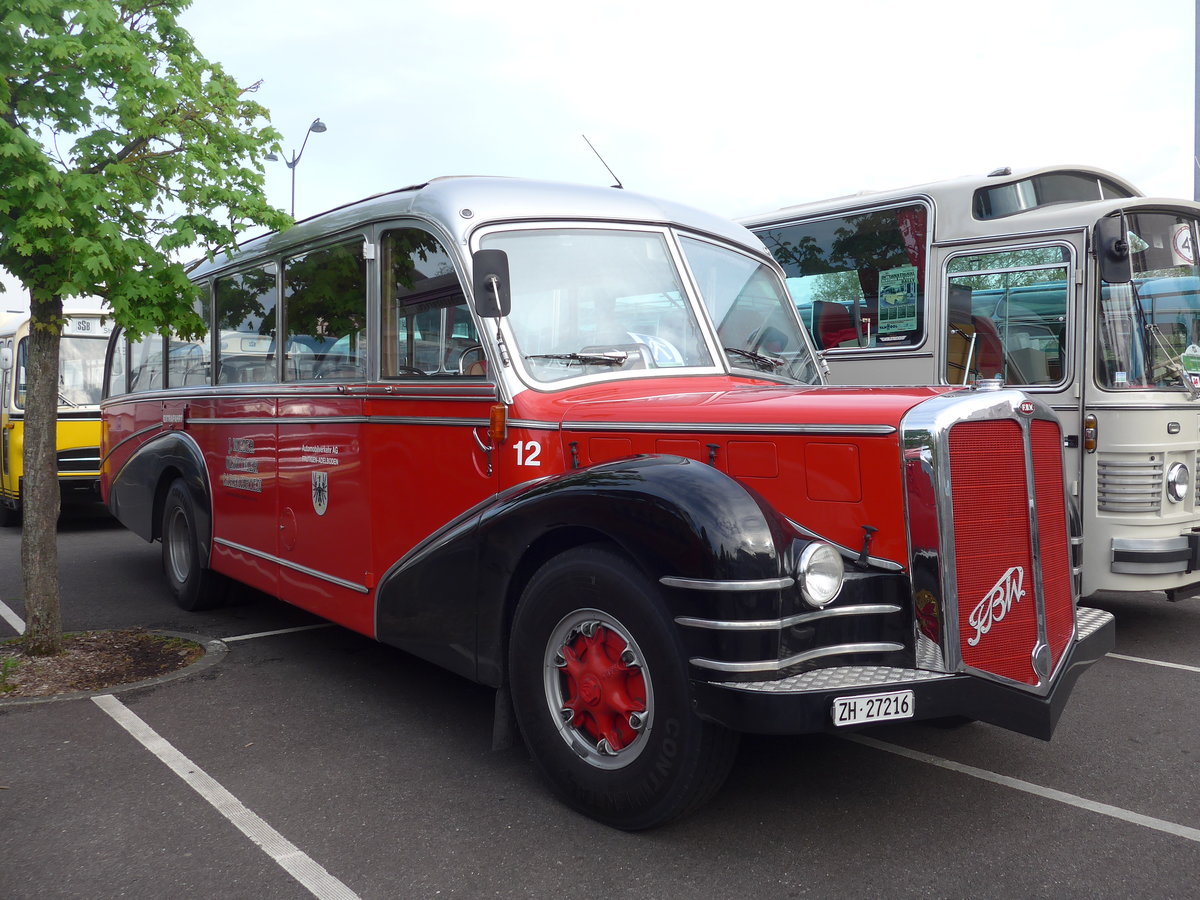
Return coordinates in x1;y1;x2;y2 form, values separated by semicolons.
968;566;1025;646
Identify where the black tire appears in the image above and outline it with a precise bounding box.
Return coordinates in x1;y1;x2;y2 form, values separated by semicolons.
160;479;226;611
0;501;19;528
508;545;739;830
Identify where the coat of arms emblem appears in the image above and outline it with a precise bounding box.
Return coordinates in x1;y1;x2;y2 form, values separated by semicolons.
311;471;329;516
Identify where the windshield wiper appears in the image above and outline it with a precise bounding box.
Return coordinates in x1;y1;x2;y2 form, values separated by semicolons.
724;346;783;371
1147;324;1200;400
524;351;629;366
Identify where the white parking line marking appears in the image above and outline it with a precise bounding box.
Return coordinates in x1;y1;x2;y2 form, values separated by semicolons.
1107;652;1200;675
0;598;24;634
222;623;334;643
92;694;362;900
847;734;1200;844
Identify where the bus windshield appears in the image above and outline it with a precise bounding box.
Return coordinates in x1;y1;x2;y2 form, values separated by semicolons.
15;324;110;409
1098;211;1200;391
482;227;818;385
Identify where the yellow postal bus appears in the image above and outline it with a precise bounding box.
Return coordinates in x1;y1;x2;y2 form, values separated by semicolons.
0;308;112;525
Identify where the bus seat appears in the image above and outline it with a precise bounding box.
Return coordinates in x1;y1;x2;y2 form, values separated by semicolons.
1007;346;1048;383
812;301;858;349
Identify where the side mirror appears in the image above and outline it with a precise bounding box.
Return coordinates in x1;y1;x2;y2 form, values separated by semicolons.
472;249;512;318
1096;211;1133;284
0;346;10;372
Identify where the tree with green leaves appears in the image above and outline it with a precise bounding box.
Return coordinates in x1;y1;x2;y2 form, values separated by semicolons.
0;0;291;654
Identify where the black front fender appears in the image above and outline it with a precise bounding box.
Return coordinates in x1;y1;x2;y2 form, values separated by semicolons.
109;431;211;559
376;455;794;687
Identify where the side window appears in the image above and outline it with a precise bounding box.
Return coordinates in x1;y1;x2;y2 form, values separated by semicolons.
754;203;928;351
283;239;367;381
14;338;27;407
215;266;277;384
166;285;212;388
380;227;478;377
106;329;128;397
128;332;166;393
944;246;1070;386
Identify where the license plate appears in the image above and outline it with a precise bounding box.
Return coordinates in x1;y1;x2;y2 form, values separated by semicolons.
832;690;914;726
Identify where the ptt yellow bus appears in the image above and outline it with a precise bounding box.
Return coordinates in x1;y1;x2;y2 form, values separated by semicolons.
0;308;113;525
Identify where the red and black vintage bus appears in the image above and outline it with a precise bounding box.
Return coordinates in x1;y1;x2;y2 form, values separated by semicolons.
101;177;1114;829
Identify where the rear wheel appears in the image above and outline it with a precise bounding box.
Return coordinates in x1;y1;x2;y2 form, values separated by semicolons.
161;480;226;611
509;545;739;830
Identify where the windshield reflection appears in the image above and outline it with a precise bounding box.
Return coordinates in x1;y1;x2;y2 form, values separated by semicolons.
1098;211;1200;391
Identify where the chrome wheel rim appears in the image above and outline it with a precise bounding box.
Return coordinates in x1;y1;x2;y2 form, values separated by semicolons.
165;507;192;585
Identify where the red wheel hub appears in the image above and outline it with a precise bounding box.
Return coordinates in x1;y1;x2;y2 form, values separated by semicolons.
559;624;647;751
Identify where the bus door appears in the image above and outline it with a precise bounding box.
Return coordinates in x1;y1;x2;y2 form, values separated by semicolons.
363;225;501;555
272;237;373;628
0;333;12;501
207;266;281;598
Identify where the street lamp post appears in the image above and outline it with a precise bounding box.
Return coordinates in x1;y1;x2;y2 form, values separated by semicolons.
268;117;328;217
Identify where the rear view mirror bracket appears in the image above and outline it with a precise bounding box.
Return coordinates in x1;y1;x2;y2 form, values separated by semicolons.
1095;211;1133;284
472;249;512;319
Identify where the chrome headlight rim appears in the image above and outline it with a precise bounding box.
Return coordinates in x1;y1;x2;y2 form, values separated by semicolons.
1166;461;1190;503
796;541;845;608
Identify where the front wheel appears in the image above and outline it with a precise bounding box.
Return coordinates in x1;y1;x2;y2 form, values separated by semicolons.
508;545;739;830
161;480;226;611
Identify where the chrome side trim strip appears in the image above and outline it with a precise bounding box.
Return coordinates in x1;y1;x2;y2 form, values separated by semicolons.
784;516;905;570
562;421;897;436
362;416;489;428
660;575;794;592
213;538;370;593
690;641;904;673
675;603;901;631
99;422;167;467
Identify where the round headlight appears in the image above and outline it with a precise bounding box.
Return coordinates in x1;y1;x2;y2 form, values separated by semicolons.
1167;462;1190;503
797;542;844;608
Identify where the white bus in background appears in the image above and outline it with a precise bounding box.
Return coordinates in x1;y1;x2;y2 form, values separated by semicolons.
742;165;1200;602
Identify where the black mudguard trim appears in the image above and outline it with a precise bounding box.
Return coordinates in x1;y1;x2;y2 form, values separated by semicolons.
108;431;211;560
376;455;793;687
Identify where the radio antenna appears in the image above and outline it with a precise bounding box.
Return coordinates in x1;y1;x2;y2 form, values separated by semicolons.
582;134;623;189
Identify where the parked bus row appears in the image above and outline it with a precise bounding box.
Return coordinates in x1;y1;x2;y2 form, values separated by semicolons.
742;165;1200;603
97;176;1113;828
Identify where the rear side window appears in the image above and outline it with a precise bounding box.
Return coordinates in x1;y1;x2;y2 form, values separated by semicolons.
753;203;928;351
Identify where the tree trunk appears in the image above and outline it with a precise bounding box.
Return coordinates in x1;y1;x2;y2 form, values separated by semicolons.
21;291;63;656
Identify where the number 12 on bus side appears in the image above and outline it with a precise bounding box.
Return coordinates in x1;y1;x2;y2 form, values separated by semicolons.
833;689;915;726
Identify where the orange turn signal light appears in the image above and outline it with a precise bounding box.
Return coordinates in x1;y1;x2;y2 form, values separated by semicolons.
489;404;508;444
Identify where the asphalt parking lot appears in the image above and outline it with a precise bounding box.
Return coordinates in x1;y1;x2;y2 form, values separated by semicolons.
3;510;1200;899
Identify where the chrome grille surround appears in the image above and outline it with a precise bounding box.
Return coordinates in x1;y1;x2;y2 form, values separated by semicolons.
900;389;1077;696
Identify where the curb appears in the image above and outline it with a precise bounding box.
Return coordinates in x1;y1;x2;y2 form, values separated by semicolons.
0;630;229;708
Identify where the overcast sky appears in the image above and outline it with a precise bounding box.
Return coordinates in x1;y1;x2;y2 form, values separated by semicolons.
3;0;1197;310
